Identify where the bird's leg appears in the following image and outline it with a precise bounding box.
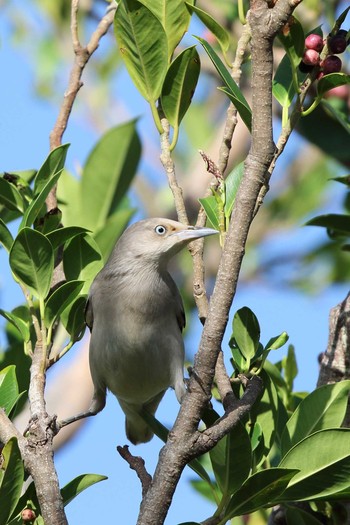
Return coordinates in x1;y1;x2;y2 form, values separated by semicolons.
56;389;106;429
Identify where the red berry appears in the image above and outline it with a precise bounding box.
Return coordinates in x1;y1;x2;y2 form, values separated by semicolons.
321;55;342;74
329;35;347;54
21;509;36;522
305;33;324;52
302;49;320;66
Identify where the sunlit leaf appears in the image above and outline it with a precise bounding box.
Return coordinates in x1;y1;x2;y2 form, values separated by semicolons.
186;3;230;56
61;474;107;507
44;280;85;329
33;144;69;196
0;438;24;524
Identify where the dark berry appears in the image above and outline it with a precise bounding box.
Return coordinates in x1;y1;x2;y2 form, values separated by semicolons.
305;33;324;52
302;49;320;66
329;34;347;54
321;55;342;74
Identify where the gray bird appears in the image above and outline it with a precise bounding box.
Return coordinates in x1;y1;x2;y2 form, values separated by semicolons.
62;218;217;444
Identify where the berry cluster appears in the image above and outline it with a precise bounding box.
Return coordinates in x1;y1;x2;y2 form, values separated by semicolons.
300;29;348;76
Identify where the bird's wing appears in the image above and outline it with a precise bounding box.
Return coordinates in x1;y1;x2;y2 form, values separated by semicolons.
85;298;94;332
174;285;186;332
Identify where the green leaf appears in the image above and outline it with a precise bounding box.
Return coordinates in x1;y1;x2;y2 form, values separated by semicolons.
317;73;350;98
114;0;168;102
195;36;252;131
33;144;69;196
93;208;134;262
265;332;289;351
0;309;30;342
282;344;297;392
224;162;244;218
199;195;220;230
0;366;20;416
0;177;25;213
46;226;90;251
278;429;350;501
61;295;87;342
186;3;230;56
306;213;350;235
209;421;252;497
281;381;350;456
61;474;107;507
273;53;296;107
231;307;260;363
10;228;54;299
278;17;305;67
335;5;350;29
44;281;85;329
161;46;200;129
81;121;141;231
19;171;62;230
224;468;298;519
0;438;24;525
144;0;193;59
0;218;14;251
63;233;103;293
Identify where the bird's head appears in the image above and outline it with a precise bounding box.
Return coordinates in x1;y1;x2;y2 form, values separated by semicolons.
113;218;218;267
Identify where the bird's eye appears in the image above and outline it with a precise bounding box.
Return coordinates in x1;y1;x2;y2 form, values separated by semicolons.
155;225;167;235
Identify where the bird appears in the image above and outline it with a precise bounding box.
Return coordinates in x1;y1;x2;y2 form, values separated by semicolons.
60;218;217;444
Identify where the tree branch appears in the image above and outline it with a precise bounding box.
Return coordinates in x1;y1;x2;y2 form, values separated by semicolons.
117;445;152;498
136;0;302;522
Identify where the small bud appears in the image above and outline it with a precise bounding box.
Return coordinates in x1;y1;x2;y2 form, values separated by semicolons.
305;33;324;52
321;55;342;74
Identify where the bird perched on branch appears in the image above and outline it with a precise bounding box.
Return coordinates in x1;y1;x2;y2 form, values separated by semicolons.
61;218;217;444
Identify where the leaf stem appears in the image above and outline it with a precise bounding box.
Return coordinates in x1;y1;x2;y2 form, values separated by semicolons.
150;100;164;134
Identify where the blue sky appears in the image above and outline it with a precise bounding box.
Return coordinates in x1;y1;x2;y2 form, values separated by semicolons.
1;3;350;524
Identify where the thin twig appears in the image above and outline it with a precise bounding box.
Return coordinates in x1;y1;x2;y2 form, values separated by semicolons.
117;445;152;498
47;1;116;211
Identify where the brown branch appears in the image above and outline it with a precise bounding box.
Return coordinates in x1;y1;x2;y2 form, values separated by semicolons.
117;445;152;498
136;0;302;523
47;1;116;211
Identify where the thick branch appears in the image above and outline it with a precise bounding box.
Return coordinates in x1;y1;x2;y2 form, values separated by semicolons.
136;1;302;523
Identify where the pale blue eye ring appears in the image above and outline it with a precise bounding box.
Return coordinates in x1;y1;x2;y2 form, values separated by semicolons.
155;225;166;235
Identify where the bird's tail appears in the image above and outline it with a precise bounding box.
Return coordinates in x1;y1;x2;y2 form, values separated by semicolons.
119;391;165;445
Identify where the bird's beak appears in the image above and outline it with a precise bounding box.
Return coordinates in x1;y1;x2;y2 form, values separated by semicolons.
171;226;219;242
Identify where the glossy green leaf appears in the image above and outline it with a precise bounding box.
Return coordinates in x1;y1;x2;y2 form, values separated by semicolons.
317;73;350;98
306;213;350;235
61;474;107;507
199;195;220;230
33;144;69;196
250;369;279;462
232;307;260;362
0;177;25;213
63;233;103;293
114;0;168;101
0;438;24;525
224;162;244;218
0;366;19;416
144;0;193;59
161;46;200;128
10;228;54;299
335;5;350;28
186;3;230;55
281;381;350;456
195;36;252;131
278;429;350;501
273;53;296;107
19;171;62;230
61;295;87;342
0;218;14;251
278;17;305;67
93;208;134;262
265;332;289;351
81;121;141;231
224;468;298;519
46;226;90;250
44;280;85;329
0;309;30;342
209;421;252;497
